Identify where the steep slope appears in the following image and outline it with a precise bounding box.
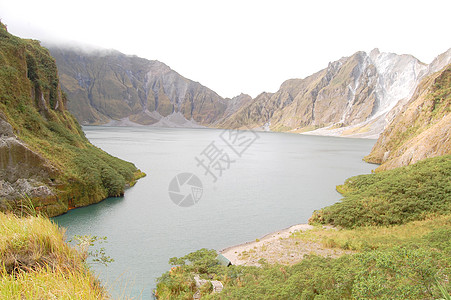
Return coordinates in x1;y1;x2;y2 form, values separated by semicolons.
0;24;143;216
48;46;229;126
221;49;451;137
220;91;274;129
49;45;450;138
365;64;450;170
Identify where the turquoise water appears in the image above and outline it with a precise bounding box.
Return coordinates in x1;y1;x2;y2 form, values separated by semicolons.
54;126;376;298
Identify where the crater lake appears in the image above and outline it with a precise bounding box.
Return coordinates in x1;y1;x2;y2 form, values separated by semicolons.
54;126;376;298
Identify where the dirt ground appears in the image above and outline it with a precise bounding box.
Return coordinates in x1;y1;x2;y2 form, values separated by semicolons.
220;224;353;266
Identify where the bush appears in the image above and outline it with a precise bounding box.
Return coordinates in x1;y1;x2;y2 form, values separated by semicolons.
156;245;450;299
310;155;451;228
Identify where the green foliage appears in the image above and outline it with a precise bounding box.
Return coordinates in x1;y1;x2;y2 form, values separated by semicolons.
156;154;451;299
425;227;451;253
436;277;451;300
156;244;450;299
156;267;196;299
168;248;221;274
310;155;451;228
0;22;144;215
352;247;442;299
71;146;136;198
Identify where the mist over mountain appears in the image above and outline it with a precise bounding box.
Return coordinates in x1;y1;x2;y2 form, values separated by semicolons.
49;45;450;138
48;46;236;127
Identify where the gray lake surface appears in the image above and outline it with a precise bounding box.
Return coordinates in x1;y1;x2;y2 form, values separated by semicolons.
54;126;376;298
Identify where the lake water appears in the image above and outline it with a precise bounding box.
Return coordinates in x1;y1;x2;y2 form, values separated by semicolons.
54;126;376;298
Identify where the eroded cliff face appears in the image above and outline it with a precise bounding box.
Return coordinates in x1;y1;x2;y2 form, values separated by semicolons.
0;24;143;216
49;47;230;127
50;45;450;137
223;49;451;137
365;64;451;170
0;117;58;212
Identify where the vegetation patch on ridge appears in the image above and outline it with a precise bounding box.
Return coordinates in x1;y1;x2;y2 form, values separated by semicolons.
0;22;144;216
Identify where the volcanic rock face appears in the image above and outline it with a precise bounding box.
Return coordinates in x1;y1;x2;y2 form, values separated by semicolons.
49;47;229;126
50;45;450;138
224;49;451;137
365;64;451;170
0;113;57;210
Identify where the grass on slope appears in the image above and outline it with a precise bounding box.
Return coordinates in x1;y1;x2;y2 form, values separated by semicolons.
294;214;451;252
156;221;451;300
0;212;108;299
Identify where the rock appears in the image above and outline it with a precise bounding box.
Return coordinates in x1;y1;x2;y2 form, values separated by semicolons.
47;46;232;126
0;136;56;183
0;116;14;137
365;64;451;170
48;45;450;138
224;49;450;138
14;179;54;198
0;180;15;197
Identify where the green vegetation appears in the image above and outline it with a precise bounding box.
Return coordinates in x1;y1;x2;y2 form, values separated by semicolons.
156;241;450;299
0;23;144;216
294;214;451;252
156;249;219;299
310;155;451;228
156;155;451;299
0;211;108;299
430;66;450;116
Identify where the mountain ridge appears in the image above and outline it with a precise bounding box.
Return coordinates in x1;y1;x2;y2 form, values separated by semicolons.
49;44;450;138
48;46;231;127
365;63;450;170
233;48;450;137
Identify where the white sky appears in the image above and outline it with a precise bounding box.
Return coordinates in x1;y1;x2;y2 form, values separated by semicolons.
1;0;450;98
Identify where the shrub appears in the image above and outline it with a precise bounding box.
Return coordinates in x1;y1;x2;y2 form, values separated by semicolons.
310;155;451;228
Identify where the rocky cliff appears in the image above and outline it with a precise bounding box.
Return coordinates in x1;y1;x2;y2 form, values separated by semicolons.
49;45;450;138
365;64;450;170
0;24;143;216
222;49;451;137
48;46;236;127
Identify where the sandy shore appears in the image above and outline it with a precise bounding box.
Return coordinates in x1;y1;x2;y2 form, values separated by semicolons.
220;224;352;266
